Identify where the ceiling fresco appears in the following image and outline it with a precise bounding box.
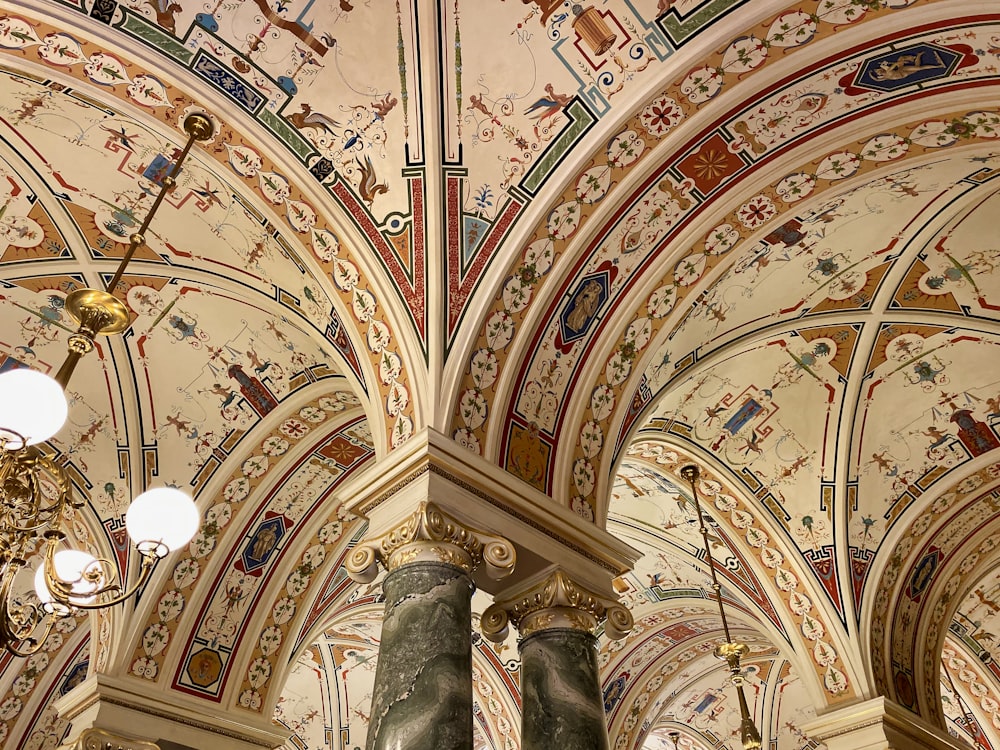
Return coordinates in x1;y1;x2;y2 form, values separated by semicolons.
2;0;1000;748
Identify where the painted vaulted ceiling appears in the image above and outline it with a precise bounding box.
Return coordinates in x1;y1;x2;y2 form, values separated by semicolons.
1;0;1000;748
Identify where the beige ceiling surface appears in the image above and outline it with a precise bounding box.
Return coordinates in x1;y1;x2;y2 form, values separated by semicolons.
1;0;1000;749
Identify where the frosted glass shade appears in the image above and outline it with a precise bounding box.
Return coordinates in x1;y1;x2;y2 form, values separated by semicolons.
34;549;102;608
0;369;68;448
126;487;199;554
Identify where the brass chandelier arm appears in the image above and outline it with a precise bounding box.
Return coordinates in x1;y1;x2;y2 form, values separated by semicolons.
40;538;160;611
2;615;53;658
0;556;50;657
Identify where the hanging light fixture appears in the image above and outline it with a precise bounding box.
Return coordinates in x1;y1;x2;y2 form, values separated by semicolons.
0;113;214;655
680;464;763;750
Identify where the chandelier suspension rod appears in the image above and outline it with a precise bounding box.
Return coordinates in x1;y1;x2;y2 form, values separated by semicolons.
53;113;214;389
681;463;762;750
105;115;211;293
682;463;734;643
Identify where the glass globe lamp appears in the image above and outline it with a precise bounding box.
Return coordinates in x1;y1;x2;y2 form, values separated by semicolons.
126;487;199;556
34;549;103;613
0;369;68;448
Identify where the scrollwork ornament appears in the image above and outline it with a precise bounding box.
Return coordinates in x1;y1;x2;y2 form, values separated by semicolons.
345;501;515;582
482;569;632;641
480;605;510;642
604;603;634;640
345;545;379;583
482;539;516;579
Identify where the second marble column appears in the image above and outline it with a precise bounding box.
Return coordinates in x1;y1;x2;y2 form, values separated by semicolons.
521;627;608;749
483;569;634;750
347;501;515;750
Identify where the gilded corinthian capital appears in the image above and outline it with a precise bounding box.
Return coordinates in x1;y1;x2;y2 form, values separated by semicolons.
481;569;633;642
345;501;516;582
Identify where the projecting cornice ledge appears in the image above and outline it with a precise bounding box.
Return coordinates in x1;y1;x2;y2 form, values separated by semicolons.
338;428;641;597
53;674;290;750
801;696;966;750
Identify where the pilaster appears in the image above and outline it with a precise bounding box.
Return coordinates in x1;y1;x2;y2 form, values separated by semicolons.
53;674;288;750
802;697;967;750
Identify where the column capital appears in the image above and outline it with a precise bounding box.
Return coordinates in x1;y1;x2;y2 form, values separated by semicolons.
58;727;160;750
481;567;633;641
345;500;516;581
802;696;966;750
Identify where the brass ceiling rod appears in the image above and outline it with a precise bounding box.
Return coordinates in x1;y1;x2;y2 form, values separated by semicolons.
681;463;763;750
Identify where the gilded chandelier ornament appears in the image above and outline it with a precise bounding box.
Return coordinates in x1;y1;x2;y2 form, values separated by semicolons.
0;113;213;655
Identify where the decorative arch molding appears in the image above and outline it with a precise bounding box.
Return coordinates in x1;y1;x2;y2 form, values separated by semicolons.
604;621;777;750
871;471;1000;723
452;0;1000;514
120;392;370;699
0;614;90;748
230;504;366;715
941;635;1000;749
617;440;859;704
609;458;791;644
565;113;1000;523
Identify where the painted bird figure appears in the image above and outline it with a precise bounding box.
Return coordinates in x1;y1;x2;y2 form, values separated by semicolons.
524;83;572;125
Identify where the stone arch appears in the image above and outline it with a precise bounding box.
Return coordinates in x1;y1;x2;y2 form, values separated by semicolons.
870;469;1000;724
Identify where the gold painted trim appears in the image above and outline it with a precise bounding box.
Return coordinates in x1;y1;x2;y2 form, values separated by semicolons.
60;727;160;750
65;694;279;748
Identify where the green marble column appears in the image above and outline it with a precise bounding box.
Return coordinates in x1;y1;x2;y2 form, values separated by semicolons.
346;501;515;750
482;569;634;750
366;561;474;750
520;627;609;750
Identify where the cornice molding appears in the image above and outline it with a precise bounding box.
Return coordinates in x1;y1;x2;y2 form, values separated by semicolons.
339;428;640;595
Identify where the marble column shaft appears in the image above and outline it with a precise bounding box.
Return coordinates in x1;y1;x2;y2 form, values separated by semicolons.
366;561;474;750
347;501;515;750
482;569;633;750
520;627;609;750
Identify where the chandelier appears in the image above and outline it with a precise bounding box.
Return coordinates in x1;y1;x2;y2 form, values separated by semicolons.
681;464;763;750
0;113;214;655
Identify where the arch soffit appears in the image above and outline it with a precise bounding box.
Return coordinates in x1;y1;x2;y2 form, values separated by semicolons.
872;473;1000;723
610;442;860;705
562;108;1000;524
450;0;991;508
114;398;372;710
